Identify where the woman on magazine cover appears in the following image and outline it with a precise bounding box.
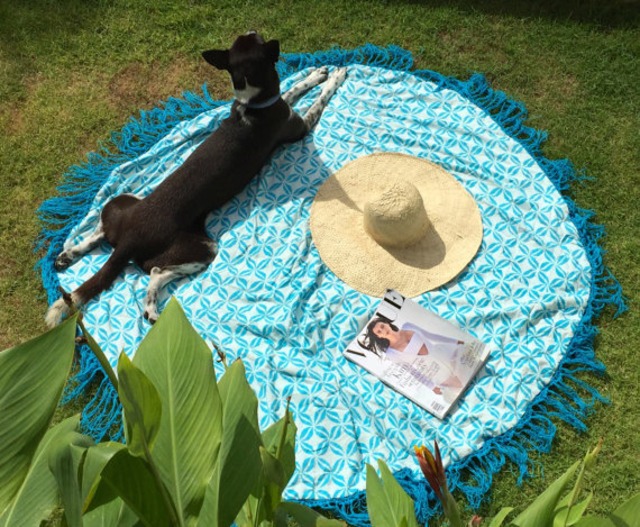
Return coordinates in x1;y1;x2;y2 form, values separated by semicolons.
360;316;466;400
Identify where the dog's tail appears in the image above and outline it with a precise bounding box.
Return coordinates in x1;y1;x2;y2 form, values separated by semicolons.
45;247;130;327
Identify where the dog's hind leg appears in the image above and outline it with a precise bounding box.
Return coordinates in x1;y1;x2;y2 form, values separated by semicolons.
141;234;217;323
46;244;130;327
301;67;347;130
143;262;209;323
54;194;140;271
54;223;105;271
281;66;329;105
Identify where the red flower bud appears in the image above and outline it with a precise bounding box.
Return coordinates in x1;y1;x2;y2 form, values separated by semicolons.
414;442;446;501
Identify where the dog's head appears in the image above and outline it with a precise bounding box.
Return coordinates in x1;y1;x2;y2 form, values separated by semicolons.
202;32;280;105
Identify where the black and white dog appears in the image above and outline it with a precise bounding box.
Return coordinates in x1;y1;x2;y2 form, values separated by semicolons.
46;32;346;326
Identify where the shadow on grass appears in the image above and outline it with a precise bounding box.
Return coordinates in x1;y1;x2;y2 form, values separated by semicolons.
0;0;106;50
391;0;639;29
0;0;107;95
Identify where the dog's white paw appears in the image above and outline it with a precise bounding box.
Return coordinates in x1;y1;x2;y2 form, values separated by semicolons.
143;309;158;325
329;67;347;86
54;251;73;271
309;66;329;83
45;298;69;328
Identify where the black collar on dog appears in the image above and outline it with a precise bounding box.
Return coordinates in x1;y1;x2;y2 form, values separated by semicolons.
245;93;281;109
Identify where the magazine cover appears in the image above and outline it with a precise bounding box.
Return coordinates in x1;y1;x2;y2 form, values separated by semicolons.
344;290;489;419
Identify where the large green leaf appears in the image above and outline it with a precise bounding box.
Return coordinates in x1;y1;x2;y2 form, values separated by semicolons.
576;493;640;527
512;461;581;527
611;493;640;526
82;444;140;527
553;492;593;527
83;497;141;527
197;360;263;527
366;460;419;527
278;502;346;527
132;298;222;523
0;313;77;514
0;415;79;527
117;353;162;458
574;517;618;527
48;427;95;527
259;446;286;513
261;409;297;486
238;409;298;526
81;442;126;512
486;507;514;527
100;449;177;527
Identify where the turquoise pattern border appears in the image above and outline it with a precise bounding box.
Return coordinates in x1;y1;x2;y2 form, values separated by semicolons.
36;44;626;526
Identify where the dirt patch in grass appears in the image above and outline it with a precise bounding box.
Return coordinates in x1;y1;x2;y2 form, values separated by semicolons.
3;71;45;136
108;55;231;115
532;70;580;103
5;104;25;136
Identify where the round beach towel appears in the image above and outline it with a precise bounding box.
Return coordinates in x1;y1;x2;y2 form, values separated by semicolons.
39;46;624;525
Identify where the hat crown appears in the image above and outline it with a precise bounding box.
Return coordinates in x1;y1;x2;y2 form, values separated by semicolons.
363;180;430;248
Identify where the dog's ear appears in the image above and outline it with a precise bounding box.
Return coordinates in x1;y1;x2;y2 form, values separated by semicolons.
202;49;230;71
264;39;280;63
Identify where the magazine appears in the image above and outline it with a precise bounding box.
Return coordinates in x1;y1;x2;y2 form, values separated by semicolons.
344;289;489;419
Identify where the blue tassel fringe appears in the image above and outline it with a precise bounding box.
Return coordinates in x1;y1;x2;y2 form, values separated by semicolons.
36;44;626;526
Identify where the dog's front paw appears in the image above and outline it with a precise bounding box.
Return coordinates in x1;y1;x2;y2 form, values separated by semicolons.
329;67;347;86
309;66;329;83
54;252;73;271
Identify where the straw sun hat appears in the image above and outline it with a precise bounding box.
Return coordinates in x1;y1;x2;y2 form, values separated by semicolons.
309;153;483;297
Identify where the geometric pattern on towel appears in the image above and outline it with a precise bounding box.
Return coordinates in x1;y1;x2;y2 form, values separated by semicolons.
55;64;590;504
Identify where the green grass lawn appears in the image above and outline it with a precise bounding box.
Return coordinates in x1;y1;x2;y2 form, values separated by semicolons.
1;0;638;524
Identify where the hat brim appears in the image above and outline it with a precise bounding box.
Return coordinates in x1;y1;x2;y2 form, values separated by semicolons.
310;153;483;297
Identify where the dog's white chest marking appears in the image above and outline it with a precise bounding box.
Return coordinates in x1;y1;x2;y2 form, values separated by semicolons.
234;78;261;105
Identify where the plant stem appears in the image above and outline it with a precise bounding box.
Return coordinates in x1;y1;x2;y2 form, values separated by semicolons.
212;341;228;370
78;318;118;390
253;496;263;527
442;490;464;527
276;397;292;461
563;440;602;527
